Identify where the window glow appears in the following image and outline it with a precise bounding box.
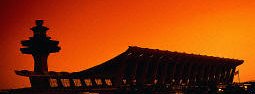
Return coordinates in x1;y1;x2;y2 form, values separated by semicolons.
95;78;102;85
84;79;92;86
105;79;112;86
49;78;58;87
122;79;127;84
61;79;70;87
73;79;82;87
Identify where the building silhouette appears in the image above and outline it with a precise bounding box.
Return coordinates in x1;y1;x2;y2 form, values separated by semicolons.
1;20;249;94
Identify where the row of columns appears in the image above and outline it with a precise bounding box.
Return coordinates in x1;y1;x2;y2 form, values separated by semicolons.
114;50;239;86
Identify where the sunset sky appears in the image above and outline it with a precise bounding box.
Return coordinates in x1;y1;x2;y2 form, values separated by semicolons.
0;0;255;89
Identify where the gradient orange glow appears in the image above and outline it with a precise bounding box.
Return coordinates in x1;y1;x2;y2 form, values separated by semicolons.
0;0;255;89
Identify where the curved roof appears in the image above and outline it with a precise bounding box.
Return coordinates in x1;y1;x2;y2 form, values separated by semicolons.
71;46;243;78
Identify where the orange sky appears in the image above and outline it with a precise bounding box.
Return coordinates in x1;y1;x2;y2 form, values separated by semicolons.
0;0;255;89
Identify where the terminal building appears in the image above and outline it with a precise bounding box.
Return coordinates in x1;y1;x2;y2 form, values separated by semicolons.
5;20;245;94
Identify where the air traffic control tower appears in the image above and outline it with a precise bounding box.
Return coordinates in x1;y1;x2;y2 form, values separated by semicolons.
18;20;61;88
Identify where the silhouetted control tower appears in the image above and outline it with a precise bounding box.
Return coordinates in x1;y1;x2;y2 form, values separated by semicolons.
20;20;61;74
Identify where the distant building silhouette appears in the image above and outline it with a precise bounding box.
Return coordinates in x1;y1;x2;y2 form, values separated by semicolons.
1;20;249;94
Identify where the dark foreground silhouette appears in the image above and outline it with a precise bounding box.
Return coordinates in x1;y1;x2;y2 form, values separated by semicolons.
1;20;254;94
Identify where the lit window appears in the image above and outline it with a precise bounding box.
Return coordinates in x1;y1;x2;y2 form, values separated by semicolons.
244;85;248;90
122;79;127;84
154;79;158;84
61;79;70;87
218;88;224;92
73;79;82;87
95;78;102;85
84;79;92;86
172;79;175;82
132;79;136;83
105;79;112;86
132;79;137;85
49;78;58;87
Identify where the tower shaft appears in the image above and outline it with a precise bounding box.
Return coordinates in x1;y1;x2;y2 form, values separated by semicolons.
32;54;49;73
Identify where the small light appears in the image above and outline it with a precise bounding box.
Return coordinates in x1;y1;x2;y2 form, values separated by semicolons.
122;79;127;84
244;86;248;89
218;88;223;92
